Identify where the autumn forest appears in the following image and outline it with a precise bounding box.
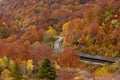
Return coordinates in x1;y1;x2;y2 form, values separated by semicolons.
0;0;120;80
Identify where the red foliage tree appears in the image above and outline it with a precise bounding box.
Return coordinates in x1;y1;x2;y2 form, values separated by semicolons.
20;28;44;43
28;42;54;63
110;27;120;45
6;40;30;63
0;40;8;57
84;22;99;37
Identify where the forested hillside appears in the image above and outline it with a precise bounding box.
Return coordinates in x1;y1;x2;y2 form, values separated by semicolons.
0;0;120;80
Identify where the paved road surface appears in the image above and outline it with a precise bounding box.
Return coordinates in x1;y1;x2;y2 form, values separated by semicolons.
54;36;63;53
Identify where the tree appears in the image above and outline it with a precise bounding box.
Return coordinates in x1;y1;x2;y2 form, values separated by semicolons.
26;59;34;74
62;22;69;35
37;58;57;80
7;41;27;63
1;69;10;79
110;28;120;45
94;67;109;76
2;56;8;68
6;35;16;43
21;28;44;43
84;22;99;37
57;68;77;80
44;26;57;47
1;27;8;39
8;60;15;71
28;42;54;63
0;58;5;68
0;58;4;74
10;62;22;80
57;47;81;68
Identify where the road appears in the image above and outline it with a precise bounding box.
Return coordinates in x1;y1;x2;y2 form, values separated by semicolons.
54;36;63;53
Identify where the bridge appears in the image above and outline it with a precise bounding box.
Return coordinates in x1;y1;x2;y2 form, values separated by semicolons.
78;52;119;65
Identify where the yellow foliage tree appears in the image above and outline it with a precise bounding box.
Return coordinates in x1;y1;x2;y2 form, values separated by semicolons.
24;40;31;47
1;69;10;79
2;56;8;67
8;60;15;71
46;26;57;37
45;26;57;47
62;22;69;35
0;58;5;68
94;67;109;76
26;59;34;74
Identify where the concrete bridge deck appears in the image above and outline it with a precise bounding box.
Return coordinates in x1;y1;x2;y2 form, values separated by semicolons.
78;52;120;64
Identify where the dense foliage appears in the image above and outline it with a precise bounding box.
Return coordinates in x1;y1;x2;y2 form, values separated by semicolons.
61;0;120;57
0;0;120;79
37;58;57;80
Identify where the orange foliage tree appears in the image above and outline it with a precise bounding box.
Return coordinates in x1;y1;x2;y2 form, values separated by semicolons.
57;68;78;80
57;47;81;68
20;28;45;43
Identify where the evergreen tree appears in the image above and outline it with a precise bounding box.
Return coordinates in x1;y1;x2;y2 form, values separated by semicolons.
37;58;57;80
1;27;8;38
10;62;22;80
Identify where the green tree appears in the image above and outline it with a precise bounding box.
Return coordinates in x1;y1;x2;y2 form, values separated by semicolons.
1;27;8;38
10;62;22;80
37;58;57;80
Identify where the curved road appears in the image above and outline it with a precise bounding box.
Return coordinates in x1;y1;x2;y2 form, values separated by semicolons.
54;36;63;52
